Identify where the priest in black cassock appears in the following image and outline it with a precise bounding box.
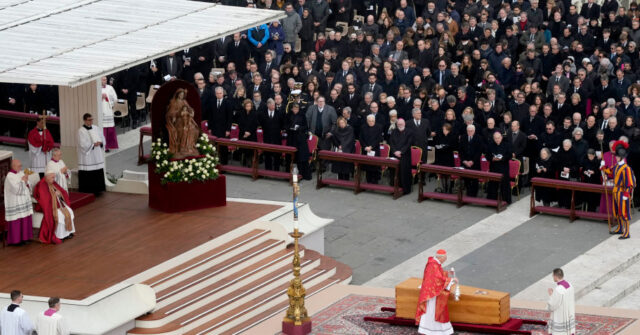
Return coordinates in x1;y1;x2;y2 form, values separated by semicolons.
360;114;384;184
389;118;414;195
487;131;512;204
285;104;312;180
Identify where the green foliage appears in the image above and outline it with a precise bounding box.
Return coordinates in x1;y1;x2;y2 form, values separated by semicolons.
151;134;220;184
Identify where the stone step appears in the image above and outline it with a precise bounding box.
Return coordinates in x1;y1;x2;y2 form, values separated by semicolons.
135;249;319;329
612;285;640;309
183;252;344;335
222;261;353;335
155;239;285;308
577;258;640;307
145;229;272;292
515;233;640;303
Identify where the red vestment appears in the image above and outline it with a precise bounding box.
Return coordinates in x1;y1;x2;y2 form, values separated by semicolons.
415;257;452;325
27;127;54;152
34;179;70;244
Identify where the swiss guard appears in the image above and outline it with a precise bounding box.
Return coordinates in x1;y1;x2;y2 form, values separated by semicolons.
601;140;636;240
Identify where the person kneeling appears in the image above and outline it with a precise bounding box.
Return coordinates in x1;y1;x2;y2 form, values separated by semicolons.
34;169;76;244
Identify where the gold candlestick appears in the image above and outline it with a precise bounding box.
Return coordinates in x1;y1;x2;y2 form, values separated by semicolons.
283;166;312;333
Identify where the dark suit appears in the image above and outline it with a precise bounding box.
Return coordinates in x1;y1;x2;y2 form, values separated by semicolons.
459;134;484;196
259;108;285;171
335;70;356;84
395;68;418;86
226;40;251;73
161;55;182;79
361;83;383;101
260;61;278;79
433;69;452;87
207;97;233;164
508;130;528;160
580;2;600;20
248;83;269;100
405;118;431;162
344;93;361;112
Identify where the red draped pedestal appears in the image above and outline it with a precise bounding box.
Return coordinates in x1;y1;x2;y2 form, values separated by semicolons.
148;162;226;213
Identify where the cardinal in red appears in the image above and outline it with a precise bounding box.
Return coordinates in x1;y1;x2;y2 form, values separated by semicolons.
415;249;458;335
27;116;55;175
34;169;76;244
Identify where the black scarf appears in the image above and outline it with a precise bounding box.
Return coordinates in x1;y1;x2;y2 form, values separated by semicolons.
8;304;18;312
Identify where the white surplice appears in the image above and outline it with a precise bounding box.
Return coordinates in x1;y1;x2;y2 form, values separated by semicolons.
101;84;117;128
53;196;75;240
547;281;576;335
28;131;51;173
46;160;70;192
35;310;70;335
0;304;35;335
77;126;105;171
3;172;33;221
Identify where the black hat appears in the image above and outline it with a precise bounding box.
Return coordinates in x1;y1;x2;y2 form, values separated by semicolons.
616;146;628;159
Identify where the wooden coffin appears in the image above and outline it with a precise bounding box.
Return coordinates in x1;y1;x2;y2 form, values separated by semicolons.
395;277;510;325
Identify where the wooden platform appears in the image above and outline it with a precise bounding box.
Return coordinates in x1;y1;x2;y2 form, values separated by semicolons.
0;193;281;300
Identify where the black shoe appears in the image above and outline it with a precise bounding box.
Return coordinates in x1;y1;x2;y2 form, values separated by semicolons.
619;235;630;239
610;229;623;235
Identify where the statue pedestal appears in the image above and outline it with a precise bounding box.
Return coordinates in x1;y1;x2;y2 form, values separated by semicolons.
282;320;312;335
148;163;226;213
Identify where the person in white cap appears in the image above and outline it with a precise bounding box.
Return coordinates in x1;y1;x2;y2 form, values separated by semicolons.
33;166;76;244
415;249;458;335
45;148;70;192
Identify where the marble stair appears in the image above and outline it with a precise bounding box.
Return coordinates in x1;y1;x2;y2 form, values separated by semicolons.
515;229;640;309
127;228;351;335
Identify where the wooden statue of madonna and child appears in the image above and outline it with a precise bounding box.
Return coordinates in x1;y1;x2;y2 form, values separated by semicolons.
147;80;226;213
166;88;200;159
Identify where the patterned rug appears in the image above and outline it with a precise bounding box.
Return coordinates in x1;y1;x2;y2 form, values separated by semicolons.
286;294;636;335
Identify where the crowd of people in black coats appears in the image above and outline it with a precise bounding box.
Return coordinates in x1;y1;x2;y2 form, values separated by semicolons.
4;0;640;209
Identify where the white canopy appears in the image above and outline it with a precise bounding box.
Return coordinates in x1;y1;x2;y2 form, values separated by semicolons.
0;0;285;87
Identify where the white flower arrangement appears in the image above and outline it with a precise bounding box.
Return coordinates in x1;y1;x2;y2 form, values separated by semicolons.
151;133;220;184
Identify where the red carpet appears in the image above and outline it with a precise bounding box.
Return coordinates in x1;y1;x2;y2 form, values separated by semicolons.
290;295;636;335
69;192;95;210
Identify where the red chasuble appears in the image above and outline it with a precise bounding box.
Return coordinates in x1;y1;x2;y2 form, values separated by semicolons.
34;179;69;244
27;127;54;152
415;257;452;325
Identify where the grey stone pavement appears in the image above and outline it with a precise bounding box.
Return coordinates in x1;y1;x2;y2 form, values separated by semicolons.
1;141;615;297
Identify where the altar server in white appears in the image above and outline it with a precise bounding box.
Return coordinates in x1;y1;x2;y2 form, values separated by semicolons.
77;113;106;195
0;290;35;335
3;159;33;245
35;297;70;335
547;268;576;335
101;76;119;151
46;148;70;192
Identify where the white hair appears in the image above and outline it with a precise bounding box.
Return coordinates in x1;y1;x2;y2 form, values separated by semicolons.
389;109;398;116
366;114;376;121
572;127;583;136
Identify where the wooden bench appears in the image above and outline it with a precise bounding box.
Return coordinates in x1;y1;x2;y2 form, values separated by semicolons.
530;177;613;222
418;164;507;212
0;109;61;148
212;137;298;182
316;150;402;199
